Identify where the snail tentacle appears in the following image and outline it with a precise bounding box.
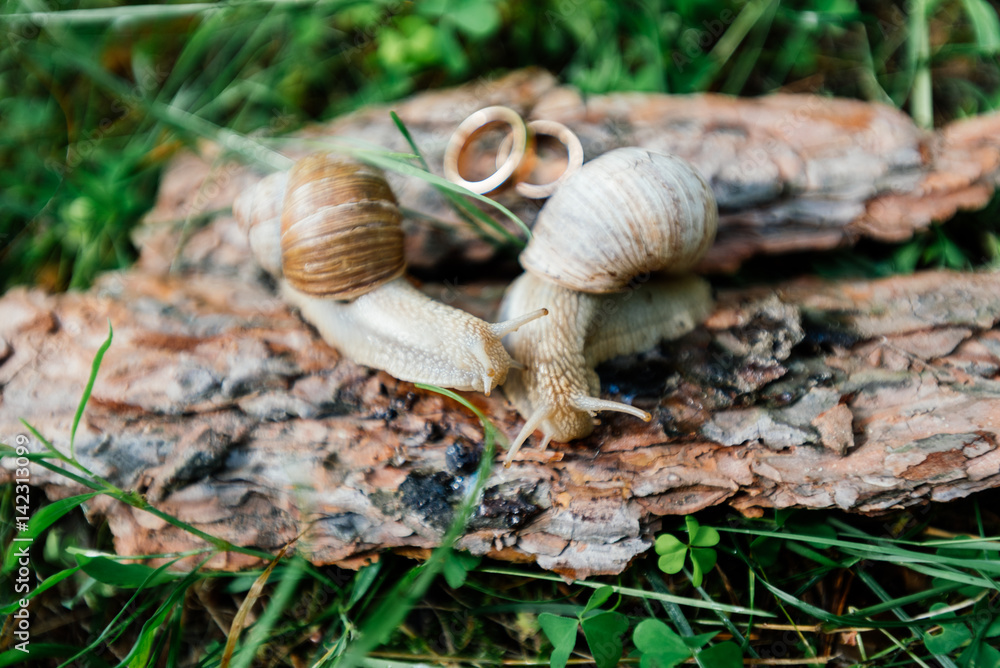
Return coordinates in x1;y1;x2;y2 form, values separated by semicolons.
571;396;651;421
490;308;549;338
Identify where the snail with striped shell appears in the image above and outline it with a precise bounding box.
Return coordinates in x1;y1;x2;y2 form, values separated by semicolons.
499;147;718;465
233;153;547;395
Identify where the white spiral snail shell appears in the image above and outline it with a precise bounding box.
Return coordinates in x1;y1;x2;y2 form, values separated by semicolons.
499;147;718;464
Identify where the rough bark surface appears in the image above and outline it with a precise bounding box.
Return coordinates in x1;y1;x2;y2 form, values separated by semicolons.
140;68;1000;276
2;70;1000;578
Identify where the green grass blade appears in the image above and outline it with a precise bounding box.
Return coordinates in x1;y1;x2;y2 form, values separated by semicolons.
0;566;82;615
755;575;845;623
706;0;771;73
720;0;779;96
414;383;497;439
908;0;933;127
333;384;498;667
389;111;432;173
674;572;759;659
115;561;209;668
720;526;1000;575
38;40;292;171
166;600;184;668
1;441;272;562
854;567;960;668
851;583;960;618
0;644;79;666
873;629;933;668
471;602;587;617
1;2;304;24
4;440;117;493
898;562;997;589
357;150;530;241
228;555;307;668
56;557;196;668
72;551;181;589
2;492;99;572
13;18;224;160
348;561;383;610
960;0;1000;53
480;567;772;617
648;573;694;636
389;111;525;248
70;320;113;460
784;540;843;568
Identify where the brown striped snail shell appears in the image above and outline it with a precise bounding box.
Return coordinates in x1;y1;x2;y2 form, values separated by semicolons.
279;154;405;300
233;153;546;395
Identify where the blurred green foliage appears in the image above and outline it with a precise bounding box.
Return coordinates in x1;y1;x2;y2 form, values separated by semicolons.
1;0;999;290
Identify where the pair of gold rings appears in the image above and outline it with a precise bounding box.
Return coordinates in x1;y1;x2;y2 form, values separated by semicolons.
443;106;584;199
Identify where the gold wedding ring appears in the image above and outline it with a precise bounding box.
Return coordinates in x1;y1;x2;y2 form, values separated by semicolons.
443;106;532;195
444;106;583;199
496;119;584;199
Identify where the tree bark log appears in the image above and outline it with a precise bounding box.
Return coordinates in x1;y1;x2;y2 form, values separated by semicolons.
2;69;1000;578
141;68;1000;276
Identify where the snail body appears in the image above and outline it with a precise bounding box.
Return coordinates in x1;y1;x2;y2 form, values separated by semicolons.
284;277;535;392
234;153;545;395
500;148;718;464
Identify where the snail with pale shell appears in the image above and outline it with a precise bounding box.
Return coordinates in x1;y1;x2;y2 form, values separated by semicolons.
440;110;716;462
498;147;718;465
233;153;547;395
233;132;717;468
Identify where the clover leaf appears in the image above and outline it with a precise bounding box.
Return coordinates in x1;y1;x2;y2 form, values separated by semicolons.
696;640;744;667
632;619;741;668
538;613;579;668
923;604;972;655
581;610;630;668
957;639;1000;667
442;550;480;588
655;516;720;587
632;619;691;668
539;586;628;668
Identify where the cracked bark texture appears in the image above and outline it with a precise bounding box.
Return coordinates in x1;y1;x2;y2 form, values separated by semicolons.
140;68;1000;277
2;69;1000;578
